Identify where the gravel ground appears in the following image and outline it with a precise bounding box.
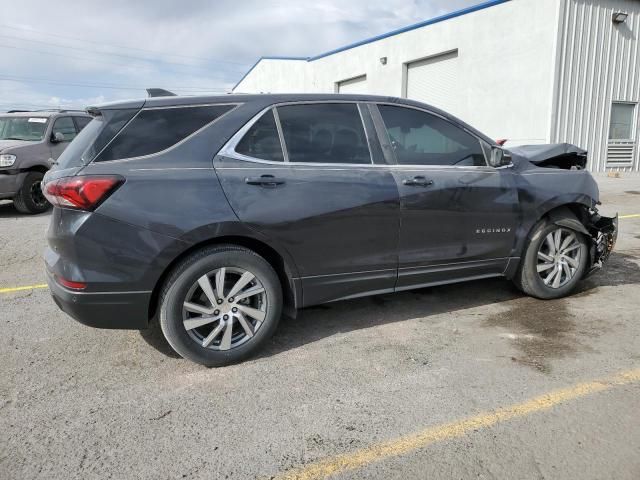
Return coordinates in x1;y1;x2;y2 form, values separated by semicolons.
1;174;639;479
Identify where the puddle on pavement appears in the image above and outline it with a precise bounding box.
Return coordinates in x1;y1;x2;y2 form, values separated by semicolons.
484;298;577;374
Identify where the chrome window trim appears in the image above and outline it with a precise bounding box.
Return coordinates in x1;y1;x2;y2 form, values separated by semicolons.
272;107;289;163
92;103;241;164
220;101;374;166
142;102;240;110
215;164;498;173
373;102;492;168
356;103;375;165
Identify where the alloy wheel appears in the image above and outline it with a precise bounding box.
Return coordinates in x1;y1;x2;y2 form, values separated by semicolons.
536;227;582;289
182;267;267;350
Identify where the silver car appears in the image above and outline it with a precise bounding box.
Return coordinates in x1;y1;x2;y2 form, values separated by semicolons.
0;110;91;214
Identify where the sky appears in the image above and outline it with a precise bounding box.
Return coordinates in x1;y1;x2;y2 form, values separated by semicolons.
1;0;479;112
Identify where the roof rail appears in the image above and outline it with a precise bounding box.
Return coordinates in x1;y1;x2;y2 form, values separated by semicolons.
32;108;85;113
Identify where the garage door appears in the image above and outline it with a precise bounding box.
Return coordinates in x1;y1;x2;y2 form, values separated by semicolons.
405;50;459;116
336;75;367;94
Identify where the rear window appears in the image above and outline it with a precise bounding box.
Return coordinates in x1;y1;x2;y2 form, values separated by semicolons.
55;109;137;169
94;104;234;162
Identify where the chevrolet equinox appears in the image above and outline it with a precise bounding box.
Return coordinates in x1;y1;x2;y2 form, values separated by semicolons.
43;94;617;366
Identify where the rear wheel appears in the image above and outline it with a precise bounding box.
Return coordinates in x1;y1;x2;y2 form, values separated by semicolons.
13;171;50;214
159;246;282;367
515;219;589;299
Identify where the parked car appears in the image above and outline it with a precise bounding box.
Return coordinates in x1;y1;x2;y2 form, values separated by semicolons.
0;110;92;214
43;94;617;367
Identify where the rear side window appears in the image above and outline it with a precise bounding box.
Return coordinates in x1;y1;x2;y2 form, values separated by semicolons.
235;109;283;162
277;103;371;164
94;104;234;162
378;105;486;167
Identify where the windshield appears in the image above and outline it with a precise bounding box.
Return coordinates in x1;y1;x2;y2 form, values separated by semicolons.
0;116;48;141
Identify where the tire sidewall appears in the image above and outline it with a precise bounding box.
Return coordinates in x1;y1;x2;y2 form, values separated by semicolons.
523;221;588;299
160;248;282;367
15;171;50;214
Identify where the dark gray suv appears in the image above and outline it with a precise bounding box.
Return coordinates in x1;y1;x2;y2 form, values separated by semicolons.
43;94;617;366
0;110;91;213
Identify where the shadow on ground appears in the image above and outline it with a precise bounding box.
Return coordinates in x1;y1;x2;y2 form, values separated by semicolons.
139;251;640;366
0;201;51;219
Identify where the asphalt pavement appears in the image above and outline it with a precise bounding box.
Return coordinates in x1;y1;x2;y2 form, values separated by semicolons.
1;174;639;479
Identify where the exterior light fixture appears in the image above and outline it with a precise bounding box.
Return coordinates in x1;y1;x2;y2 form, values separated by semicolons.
379;57;387;65
612;12;628;23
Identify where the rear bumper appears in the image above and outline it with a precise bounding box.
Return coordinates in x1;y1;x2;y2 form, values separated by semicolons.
0;171;27;199
46;270;151;329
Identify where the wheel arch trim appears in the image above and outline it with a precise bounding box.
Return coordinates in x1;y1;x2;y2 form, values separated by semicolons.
147;232;301;322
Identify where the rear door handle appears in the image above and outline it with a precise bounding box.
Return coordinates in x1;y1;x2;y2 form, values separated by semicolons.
245;175;286;187
402;176;433;187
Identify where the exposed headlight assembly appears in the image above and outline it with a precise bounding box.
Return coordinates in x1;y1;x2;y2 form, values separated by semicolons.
0;154;16;167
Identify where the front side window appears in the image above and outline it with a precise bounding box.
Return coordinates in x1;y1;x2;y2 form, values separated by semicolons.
609;103;635;140
94;104;234;162
276;103;371;164
74;116;91;132
52;117;77;142
378;105;486;166
235;109;283;162
0;117;48;141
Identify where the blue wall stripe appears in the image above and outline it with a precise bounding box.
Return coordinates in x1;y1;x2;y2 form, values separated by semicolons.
233;0;511;90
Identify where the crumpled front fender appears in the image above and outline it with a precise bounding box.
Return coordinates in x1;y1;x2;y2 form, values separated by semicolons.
585;213;618;276
546;206;617;276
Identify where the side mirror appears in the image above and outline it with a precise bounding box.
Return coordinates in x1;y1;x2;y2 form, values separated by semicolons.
489;147;512;168
51;132;65;143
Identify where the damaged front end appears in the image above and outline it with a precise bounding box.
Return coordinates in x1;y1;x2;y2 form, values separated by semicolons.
584;210;618;276
509;143;588;170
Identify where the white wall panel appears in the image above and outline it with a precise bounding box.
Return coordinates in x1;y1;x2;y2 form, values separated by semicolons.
552;0;640;171
406;51;461;117
234;0;561;146
336;75;367;93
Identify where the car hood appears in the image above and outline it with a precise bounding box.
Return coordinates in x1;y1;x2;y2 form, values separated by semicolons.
508;143;587;169
0;139;34;152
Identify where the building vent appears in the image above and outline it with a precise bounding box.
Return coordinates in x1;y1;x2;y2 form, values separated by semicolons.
606;141;635;168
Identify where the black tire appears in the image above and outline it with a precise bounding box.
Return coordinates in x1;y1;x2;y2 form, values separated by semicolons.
159;245;282;367
13;171;50;214
514;218;589;299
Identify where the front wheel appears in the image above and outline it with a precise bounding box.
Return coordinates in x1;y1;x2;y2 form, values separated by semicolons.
159;246;282;367
515;220;589;299
13;171;50;214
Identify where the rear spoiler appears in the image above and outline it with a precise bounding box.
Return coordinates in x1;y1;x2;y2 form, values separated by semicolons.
146;88;177;98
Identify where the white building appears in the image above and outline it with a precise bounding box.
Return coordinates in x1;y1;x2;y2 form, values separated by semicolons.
233;0;640;172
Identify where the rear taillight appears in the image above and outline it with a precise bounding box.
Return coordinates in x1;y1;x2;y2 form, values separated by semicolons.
44;175;124;211
56;276;87;290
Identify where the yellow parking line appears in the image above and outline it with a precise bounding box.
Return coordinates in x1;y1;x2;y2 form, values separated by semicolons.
0;284;48;294
619;213;640;219
275;368;640;480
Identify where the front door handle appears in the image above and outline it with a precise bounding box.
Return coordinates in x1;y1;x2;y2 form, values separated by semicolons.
245;175;286;187
402;176;433;187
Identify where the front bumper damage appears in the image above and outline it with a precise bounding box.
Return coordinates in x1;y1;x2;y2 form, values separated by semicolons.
585;211;618;276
